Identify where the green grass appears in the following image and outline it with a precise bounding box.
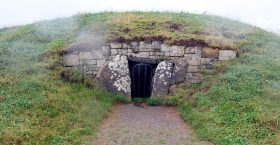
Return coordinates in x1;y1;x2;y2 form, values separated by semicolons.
1;12;280;144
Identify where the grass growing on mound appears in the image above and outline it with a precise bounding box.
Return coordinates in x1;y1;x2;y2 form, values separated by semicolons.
171;32;280;144
0;18;117;144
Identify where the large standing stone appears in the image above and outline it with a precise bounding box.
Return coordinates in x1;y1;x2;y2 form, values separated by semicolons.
219;50;237;60
170;46;185;57
171;59;187;84
63;54;79;66
151;61;174;98
95;55;131;99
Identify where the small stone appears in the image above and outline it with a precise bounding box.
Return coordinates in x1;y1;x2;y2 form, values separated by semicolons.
128;49;132;53
63;54;79;66
139;41;153;51
218;50;237;60
187;59;201;66
96;59;106;67
187;65;198;73
131;41;139;52
161;44;171;52
150;52;156;56
110;43;122;49
201;58;211;65
206;64;213;69
102;46;111;56
111;49;117;55
202;47;219;58
185;47;197;54
135;52;149;58
87;59;97;65
152;41;161;50
122;43;130;49
170;46;185;57
79;52;93;60
156;52;165;56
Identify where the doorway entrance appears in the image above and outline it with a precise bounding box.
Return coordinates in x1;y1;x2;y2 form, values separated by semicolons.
128;59;158;98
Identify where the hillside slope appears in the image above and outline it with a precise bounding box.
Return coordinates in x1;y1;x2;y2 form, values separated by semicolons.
0;12;280;144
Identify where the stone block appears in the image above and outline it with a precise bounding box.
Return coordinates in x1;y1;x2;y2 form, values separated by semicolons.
111;49;117;55
170;46;185;57
122;43;130;49
187;59;201;66
218;50;237;60
185;73;202;84
139;41;153;51
102;46;111;56
135;52;149;58
201;58;211;65
96;59;106;67
156;52;165;56
128;49;132;53
152;41;161;50
79;52;93;60
150;52;156;56
202;47;219;58
185;53;201;60
161;44;171;52
63;54;79;67
131;41;139;52
87;59;97;65
187;65;198;73
185;47;200;54
110;43;122;49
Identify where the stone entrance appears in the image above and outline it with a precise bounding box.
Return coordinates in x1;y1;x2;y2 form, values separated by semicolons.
63;40;237;99
128;58;159;99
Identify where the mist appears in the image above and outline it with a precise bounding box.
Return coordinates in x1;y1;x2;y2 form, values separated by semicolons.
0;0;280;34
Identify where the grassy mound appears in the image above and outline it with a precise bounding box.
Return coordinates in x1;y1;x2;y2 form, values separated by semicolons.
0;12;280;144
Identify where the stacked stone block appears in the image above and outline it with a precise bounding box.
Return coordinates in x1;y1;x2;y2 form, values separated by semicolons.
63;40;237;84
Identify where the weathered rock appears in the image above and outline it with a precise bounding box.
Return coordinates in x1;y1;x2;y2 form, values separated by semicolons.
201;58;211;65
87;59;97;65
139;41;153;51
102;46;111;56
201;47;219;58
96;59;106;67
151;61;174;98
110;43;122;49
187;65;198;73
131;41;139;52
186;73;203;84
63;54;79;66
122;43;130;49
170;46;185;56
111;49;117;55
95;55;131;99
135;52;149;58
187;59;201;66
160;44;171;52
171;59;187;84
79;52;93;60
218;50;237;60
152;41;161;50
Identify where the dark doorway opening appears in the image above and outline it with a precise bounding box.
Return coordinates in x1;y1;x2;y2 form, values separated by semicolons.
128;58;159;99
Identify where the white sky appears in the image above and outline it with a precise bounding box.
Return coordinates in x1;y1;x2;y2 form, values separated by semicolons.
0;0;280;34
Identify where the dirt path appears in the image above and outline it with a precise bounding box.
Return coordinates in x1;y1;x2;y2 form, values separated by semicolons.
92;104;212;145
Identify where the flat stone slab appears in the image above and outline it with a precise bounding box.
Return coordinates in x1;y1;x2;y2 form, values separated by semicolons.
92;104;213;145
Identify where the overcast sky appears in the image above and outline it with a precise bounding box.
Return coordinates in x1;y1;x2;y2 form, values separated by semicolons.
0;0;279;34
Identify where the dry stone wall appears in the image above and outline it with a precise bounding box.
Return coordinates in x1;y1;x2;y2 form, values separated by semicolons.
63;40;237;98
